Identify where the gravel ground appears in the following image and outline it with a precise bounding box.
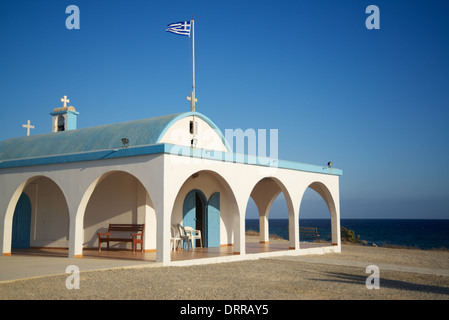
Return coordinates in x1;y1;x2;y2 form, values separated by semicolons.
1;243;449;301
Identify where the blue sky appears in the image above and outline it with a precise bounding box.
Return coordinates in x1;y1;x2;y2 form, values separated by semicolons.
1;0;448;219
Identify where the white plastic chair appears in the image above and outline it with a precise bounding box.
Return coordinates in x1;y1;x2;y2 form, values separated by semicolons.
184;226;202;248
177;224;192;250
170;225;182;251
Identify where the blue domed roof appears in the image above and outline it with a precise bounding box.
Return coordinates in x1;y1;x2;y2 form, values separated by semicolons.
0;112;228;162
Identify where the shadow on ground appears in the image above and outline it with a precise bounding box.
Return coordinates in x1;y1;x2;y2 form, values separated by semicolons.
311;270;449;296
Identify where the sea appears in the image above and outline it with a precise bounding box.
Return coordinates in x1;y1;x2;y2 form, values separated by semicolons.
245;219;449;250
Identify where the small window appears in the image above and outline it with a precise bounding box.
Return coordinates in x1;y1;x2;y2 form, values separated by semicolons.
189;121;198;135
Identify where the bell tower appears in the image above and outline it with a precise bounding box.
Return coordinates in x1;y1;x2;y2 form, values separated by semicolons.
50;95;79;132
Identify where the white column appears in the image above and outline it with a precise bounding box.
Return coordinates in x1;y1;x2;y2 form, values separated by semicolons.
68;176;100;258
259;213;269;243
154;168;170;264
288;206;299;250
68;210;83;258
233;195;247;256
286;192;301;250
233;212;245;255
155;198;171;264
0;204;14;256
331;187;341;247
137;184;156;252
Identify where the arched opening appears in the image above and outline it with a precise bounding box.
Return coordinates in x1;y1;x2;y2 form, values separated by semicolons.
266;193;289;240
82;171;156;254
171;170;238;256
298;182;337;247
6;176;70;255
245;193;289;240
247;177;293;251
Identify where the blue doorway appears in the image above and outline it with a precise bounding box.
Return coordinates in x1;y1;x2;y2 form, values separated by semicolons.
12;193;32;249
183;190;220;248
206;192;220;248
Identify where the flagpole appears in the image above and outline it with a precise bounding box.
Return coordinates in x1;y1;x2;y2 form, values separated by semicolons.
190;19;198;147
167;20;197;112
185;19;197;112
191;18;195;112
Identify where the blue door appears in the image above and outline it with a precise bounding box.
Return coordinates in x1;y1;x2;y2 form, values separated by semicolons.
183;190;221;248
12;193;32;249
182;190;196;230
206;192;220;248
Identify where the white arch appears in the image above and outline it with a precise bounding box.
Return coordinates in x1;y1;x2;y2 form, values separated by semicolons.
69;170;156;258
169;169;240;252
248;176;299;249
298;180;340;246
1;175;69;256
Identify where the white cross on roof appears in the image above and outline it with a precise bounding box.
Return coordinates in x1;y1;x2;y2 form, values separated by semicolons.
22;120;35;136
186;91;197;112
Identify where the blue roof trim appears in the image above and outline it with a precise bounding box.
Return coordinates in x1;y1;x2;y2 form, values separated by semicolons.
165;145;342;175
0;143;342;176
155;112;232;152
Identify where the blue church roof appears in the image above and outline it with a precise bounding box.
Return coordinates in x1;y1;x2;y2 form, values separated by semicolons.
0;111;342;176
0;112;225;162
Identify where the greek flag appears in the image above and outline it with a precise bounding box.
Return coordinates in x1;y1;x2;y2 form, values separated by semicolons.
166;21;191;37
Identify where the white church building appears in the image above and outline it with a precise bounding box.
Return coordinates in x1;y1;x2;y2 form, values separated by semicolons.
0;98;342;266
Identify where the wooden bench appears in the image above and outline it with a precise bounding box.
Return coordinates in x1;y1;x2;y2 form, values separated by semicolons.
300;227;320;242
97;224;144;252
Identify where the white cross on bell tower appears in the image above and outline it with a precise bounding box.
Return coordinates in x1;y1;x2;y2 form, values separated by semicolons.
61;95;70;108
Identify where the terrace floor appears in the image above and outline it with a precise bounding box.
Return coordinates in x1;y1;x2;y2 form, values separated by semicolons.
11;240;335;264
